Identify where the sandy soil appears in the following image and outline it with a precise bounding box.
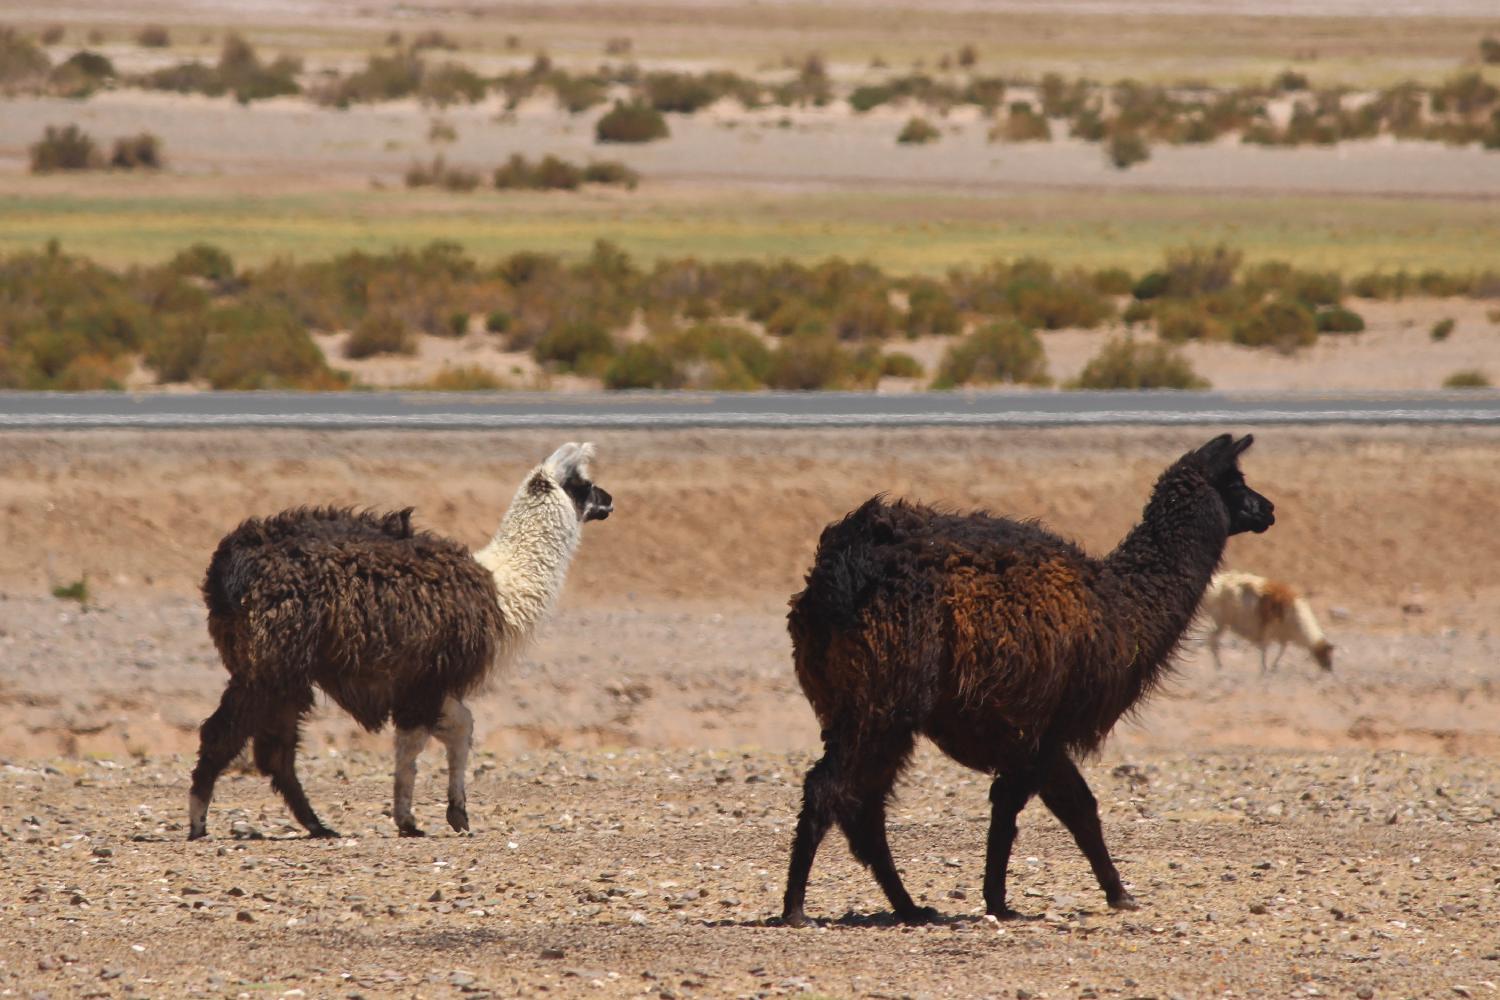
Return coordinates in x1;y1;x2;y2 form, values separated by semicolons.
6;92;1500;198
3;422;1499;997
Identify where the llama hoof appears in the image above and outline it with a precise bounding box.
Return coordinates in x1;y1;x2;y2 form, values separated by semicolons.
446;803;470;833
778;909;811;929
1109;893;1141;912
307;826;340;839
187;826;207;842
397;824;427;838
987;906;1026;921
898;905;941;926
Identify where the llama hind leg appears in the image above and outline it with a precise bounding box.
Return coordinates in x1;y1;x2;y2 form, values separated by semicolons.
1038;756;1136;911
835;730;932;925
252;694;337;838
781;749;840;927
188;681;257;840
434;697;474;833
983;769;1039;918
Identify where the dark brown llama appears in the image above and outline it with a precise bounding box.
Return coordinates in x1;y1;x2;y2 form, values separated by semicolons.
780;434;1274;926
188;443;611;840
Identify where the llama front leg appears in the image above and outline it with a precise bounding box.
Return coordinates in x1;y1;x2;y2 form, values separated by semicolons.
1038;757;1136;911
253;695;338;839
1269;643;1287;673
1207;627;1224;670
393;726;432;837
434;697;474;833
983;771;1038;918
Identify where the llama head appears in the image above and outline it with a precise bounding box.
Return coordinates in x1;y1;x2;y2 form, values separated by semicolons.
1191;434;1274;536
539;442;613;523
1312;640;1334;671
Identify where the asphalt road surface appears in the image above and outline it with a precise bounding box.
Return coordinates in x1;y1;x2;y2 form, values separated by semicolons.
1;390;1498;429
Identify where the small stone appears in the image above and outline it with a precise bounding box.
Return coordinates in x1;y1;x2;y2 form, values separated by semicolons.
948;889;967;901
540;948;566;960
1355;989;1373;1000
237;910;254;923
91;846;112;858
99;967;124;981
428;890;443;903
230;820;261;839
450;971;477;989
1249;903;1268;915
629;911;648;925
37;956;59;972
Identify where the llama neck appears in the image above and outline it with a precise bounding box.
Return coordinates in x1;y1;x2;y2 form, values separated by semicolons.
473;486;582;639
1103;474;1228;676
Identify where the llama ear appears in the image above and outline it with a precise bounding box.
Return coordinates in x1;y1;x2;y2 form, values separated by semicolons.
542;442;581;479
573;442;597;477
1231;434;1254;456
1194;433;1235;461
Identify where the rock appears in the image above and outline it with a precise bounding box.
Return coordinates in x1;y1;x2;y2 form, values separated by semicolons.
540;948;565;960
237;910;254;923
1249;903;1268;915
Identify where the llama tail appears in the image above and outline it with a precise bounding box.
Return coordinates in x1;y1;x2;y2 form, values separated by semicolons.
201;524;267;620
788;496;898;638
1290;596;1334;671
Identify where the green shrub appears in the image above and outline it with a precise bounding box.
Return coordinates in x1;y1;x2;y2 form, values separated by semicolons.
664;323;774;390
991;103;1051;142
1132;271;1170;301
1164;244;1241;297
0;26;50;85
196;298;337;390
848;84;894;113
168;243;235;285
1091;268;1135;296
49;49;114;96
1487;307;1500;325
1155;301;1223;342
596;101;669;143
1232;298;1317;352
136;25;171;47
582;159;640;189
879;351;924;379
533;320;614;371
767;332;873;390
1430;317;1455;341
411;29;458;52
903;279;961;337
406;156;479;191
417;365;508;391
216;34;300;103
604;341;683;388
1121;299;1154;326
932;321;1049;388
344;311;416;358
1315;306;1365;333
109;132;163;170
1483;37;1500;65
52;578;90;603
1443;369;1490;388
485;310;511;333
1069;336;1208;390
1106;128;1150;169
896;116;941;144
418;61;486;107
534;154;584;190
29;124;100;172
317;49;420;106
143;316;207;382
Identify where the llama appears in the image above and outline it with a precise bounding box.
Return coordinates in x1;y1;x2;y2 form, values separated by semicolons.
780;434;1273;926
187;442;612;840
1199;571;1333;673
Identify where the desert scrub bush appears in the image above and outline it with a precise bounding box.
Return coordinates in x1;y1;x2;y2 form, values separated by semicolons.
1483;37;1500;65
493;154;581;190
641;70;730;113
1232;298;1317;352
428;118;458;143
1121;299;1154;326
897;117;941;145
418;61;486;107
343;311;417;358
1090;268;1135;296
1069;336;1208;390
991;102;1051;142
902;278;962;337
1349;270;1414;300
596;101;669;143
1163;244;1242;298
1430;317;1456;341
135;24;171;47
931;321;1049;389
880;351;924;379
766;332;875;390
603;341;684;389
661;322;773;390
1443;369;1490;388
52;578;90;603
315;49;421;105
950;258;1114;330
582;159;639;189
48;49;115;97
848;83;895;113
405;156;480;191
1154;301;1224;342
532;319;615;372
410;29;458;52
416;365;508;391
29;124;100;172
0;26;50;86
830;288;899;341
1315;306;1365;333
109;132;163;170
196;298;337;390
1487;308;1500;325
215;34;300;103
1106;127;1150;169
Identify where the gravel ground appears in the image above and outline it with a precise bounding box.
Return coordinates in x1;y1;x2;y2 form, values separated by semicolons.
3;747;1498;999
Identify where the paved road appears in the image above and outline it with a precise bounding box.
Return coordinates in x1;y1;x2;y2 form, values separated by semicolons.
1;390;1498;430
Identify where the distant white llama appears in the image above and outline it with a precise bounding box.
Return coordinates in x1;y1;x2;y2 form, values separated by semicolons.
1199;570;1333;673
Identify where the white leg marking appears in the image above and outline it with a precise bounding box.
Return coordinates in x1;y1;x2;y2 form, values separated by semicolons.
393;727;431;834
435;697;474;832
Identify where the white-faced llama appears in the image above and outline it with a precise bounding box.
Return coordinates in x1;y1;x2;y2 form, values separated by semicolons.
188;442;612;840
1199;570;1333;673
780;434;1274;926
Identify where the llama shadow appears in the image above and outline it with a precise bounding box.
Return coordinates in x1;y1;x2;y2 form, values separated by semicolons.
712;909;1036;930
